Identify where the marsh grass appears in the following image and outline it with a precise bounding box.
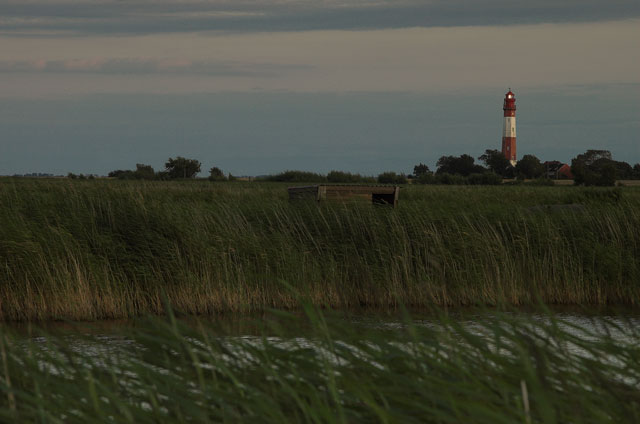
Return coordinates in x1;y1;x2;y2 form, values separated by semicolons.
0;306;639;423
1;179;640;321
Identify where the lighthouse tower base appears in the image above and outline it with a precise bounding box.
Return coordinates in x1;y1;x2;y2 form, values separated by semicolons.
501;134;517;167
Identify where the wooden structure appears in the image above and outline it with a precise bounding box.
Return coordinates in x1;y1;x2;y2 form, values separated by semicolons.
288;184;400;207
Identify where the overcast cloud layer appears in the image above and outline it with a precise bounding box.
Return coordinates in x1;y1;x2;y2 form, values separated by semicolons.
0;1;638;175
1;0;639;36
0;57;307;77
1;20;638;96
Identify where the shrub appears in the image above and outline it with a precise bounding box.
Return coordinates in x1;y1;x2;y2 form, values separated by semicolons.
415;173;436;185
436;173;467;185
327;171;375;183
377;172;407;184
108;164;155;180
265;170;326;183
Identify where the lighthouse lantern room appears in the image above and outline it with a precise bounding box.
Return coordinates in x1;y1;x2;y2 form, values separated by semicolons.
501;90;517;166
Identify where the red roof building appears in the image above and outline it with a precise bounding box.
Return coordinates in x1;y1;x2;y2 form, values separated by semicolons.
544;161;573;179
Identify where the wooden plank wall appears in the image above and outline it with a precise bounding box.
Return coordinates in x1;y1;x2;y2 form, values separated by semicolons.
289;185;399;207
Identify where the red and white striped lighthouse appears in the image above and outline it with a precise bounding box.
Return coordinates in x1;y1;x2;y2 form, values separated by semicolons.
501;89;517;166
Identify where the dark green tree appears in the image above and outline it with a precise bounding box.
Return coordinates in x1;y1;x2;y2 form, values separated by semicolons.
164;157;201;179
209;166;227;181
514;154;545;179
436;154;485;176
413;163;431;177
134;163;155;180
478;149;514;177
612;161;633;179
598;162;617;186
571;150;616;186
573;150;612;166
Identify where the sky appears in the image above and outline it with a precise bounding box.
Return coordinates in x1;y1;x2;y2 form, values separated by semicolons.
0;0;638;176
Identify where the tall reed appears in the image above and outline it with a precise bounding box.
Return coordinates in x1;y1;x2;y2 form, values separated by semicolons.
1;307;639;422
1;179;639;321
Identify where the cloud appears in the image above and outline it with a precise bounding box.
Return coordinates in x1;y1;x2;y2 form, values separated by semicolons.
0;20;638;96
0;0;638;36
0;57;308;76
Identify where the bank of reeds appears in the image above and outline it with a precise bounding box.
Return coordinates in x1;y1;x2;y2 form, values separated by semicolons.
1;308;639;422
1;179;639;321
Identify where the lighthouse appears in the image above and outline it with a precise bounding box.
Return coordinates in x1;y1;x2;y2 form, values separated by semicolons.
501;90;517;166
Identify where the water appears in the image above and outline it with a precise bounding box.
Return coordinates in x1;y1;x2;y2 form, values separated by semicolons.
3;307;640;422
6;306;640;355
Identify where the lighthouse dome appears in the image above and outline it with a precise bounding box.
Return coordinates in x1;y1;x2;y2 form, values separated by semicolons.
503;89;516;112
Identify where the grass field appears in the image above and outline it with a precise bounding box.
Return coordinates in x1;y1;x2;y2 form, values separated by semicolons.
1;178;639;321
549;180;640;186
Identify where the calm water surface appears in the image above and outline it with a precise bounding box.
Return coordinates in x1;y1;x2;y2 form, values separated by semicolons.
7;306;640;345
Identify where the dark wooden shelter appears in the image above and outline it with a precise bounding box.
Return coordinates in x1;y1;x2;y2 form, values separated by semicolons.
288;184;400;207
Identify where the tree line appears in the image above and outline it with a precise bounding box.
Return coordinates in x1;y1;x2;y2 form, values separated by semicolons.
408;150;546;185
99;150;640;186
107;157;233;182
412;149;640;186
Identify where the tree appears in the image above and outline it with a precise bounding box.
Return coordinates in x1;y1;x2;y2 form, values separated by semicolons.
164;157;201;179
633;164;640;179
571;150;616;186
598;162;617;186
209;166;227;181
573;150;612;166
134;163;155;180
515;154;545;179
478;149;514;177
612;161;633;180
436;154;485;176
413;163;431;177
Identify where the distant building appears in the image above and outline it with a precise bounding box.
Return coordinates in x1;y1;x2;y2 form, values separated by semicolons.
544;161;573;179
